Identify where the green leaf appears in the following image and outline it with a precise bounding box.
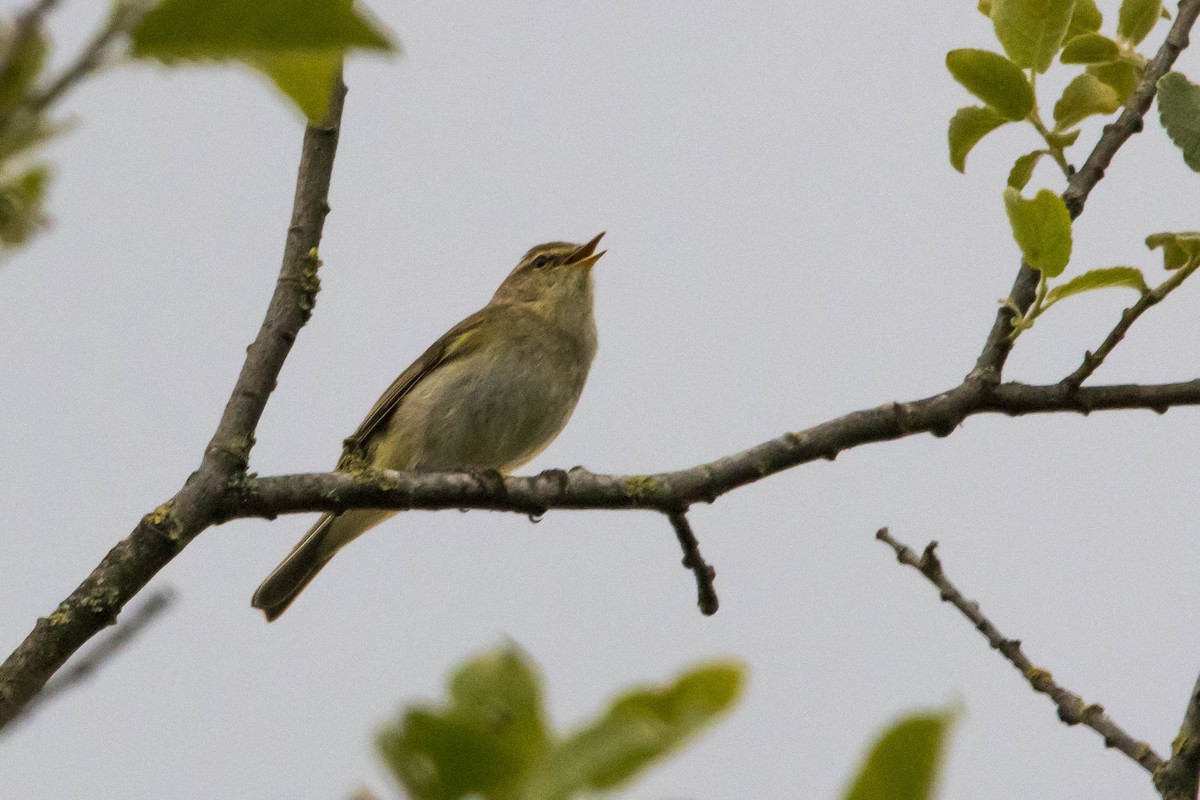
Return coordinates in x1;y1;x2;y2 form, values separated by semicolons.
1045;266;1149;305
521;662;744;800
1157;72;1200;172
377;645;550;800
0;27;47;116
0;165;50;248
1003;187;1073;277
1117;0;1163;44
1053;73;1122;129
979;0;993;15
131;0;396;121
842;710;956;800
1008;149;1048;189
133;0;393;56
945;49;1035;120
250;52;344;122
1087;60;1143;103
990;0;1076;73
1146;231;1200;269
1060;33;1121;63
1067;0;1104;39
949;106;1011;172
1044;127;1082;147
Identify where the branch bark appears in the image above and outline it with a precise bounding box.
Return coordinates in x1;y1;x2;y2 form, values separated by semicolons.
1155;673;1200;799
216;379;1200;520
0;73;347;731
876;530;1164;774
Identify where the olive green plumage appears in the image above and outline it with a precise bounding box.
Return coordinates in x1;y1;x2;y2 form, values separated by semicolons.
251;234;605;620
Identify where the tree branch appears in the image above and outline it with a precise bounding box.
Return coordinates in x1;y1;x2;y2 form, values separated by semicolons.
666;511;718;616
970;0;1200;382
1155;673;1200;800
0;72;347;731
1061;261;1200;390
2;588;174;732
216;379;1200;521
875;529;1164;775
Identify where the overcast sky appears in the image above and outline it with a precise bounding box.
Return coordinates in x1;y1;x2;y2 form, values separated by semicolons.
3;2;1200;798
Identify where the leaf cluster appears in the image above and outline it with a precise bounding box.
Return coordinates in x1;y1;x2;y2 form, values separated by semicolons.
0;21;55;254
375;645;744;800
945;0;1200;339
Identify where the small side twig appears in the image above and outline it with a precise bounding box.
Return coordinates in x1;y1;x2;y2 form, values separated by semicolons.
3;587;175;731
23;1;144;115
1154;673;1200;800
1061;261;1200;390
875;528;1163;774
666;510;718;615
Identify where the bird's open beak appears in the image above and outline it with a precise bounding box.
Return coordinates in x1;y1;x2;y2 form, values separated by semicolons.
567;232;606;270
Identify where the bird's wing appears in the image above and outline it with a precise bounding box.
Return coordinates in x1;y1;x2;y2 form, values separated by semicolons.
337;307;494;467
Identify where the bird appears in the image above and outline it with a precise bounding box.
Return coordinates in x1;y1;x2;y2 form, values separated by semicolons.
252;233;605;620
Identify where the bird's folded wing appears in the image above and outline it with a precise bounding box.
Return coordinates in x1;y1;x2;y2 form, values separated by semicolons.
337;306;494;467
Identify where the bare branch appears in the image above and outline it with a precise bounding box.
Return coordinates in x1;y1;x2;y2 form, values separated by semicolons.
1155;674;1200;800
1062;262;1200;390
0;72;348;731
666;511;718;615
971;0;1200;382
223;379;1200;521
2;588;175;732
875;528;1164;774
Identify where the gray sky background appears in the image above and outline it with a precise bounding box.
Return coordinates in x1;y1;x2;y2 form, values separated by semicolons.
3;2;1200;798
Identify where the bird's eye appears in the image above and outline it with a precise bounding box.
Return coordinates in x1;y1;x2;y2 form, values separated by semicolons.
531;255;552;270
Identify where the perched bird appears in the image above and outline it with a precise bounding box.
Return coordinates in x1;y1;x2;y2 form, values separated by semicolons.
252;234;605;620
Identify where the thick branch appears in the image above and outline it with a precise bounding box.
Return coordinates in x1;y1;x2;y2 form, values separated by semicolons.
876;529;1164;774
2;589;174;732
1155;674;1200;800
225;379;1200;520
971;0;1200;381
0;75;347;730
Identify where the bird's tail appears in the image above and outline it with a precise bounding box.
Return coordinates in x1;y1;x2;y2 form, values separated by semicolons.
251;509;390;621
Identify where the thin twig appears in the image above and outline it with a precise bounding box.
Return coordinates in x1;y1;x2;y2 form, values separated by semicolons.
875;528;1164;774
666;510;718;615
1154;673;1200;800
1061;261;1200;390
971;0;1200;382
0;69;347;731
23;2;144;115
2;588;175;732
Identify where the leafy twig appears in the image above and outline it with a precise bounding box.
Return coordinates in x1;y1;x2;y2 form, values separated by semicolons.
875;528;1164;774
971;0;1200;381
1061;260;1200;389
23;2;145;115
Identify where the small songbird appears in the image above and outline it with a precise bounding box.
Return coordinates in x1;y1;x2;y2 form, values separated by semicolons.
252;234;605;620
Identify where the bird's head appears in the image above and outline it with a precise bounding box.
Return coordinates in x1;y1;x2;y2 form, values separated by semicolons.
492;233;605;314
